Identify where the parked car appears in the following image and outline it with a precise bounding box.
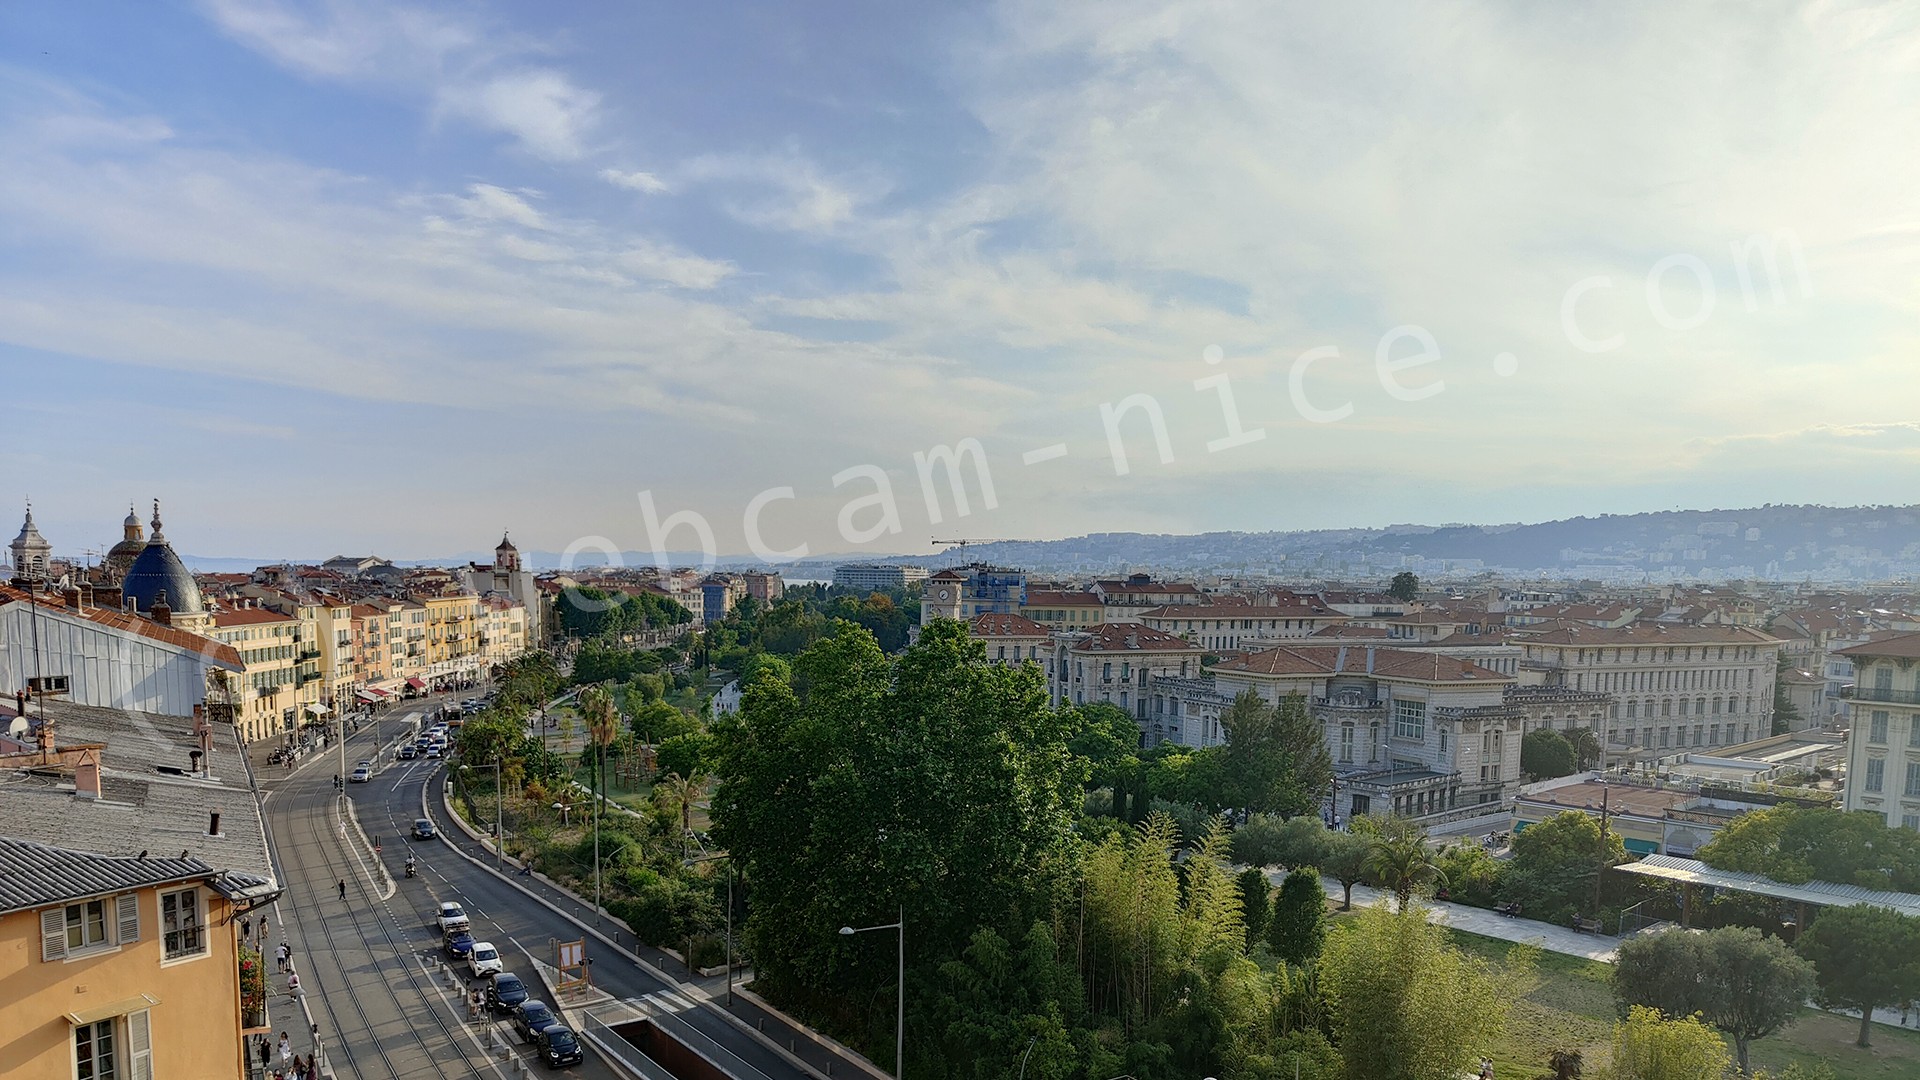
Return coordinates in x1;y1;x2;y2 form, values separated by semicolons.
444;929;476;960
467;941;503;978
436;901;470;935
487;973;530;1015
349;764;372;783
426;743;444;759
513;1000;560;1043
412;818;435;840
397;743;418;760
534;1026;583;1068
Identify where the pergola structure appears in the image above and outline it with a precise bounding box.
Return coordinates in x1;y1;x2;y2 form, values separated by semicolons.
1614;853;1920;932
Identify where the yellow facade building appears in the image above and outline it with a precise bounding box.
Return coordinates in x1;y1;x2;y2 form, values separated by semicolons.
208;604;299;745
0;699;281;1080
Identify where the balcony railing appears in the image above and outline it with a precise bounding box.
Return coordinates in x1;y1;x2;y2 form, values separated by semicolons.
1842;686;1920;705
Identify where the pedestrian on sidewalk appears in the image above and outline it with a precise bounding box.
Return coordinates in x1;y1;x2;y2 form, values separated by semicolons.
257;1036;271;1075
276;942;290;972
287;970;301;997
279;1032;291;1068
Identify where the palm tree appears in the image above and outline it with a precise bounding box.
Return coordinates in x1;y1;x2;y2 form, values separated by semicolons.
1365;825;1447;910
579;684;619;853
655;771;708;859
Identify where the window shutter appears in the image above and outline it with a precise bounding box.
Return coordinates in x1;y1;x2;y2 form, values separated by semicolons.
117;893;141;944
41;908;67;961
127;1008;153;1080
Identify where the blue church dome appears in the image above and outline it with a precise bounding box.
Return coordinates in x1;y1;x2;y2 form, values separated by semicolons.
121;501;203;616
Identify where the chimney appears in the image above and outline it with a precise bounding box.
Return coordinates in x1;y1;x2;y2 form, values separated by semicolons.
74;751;100;800
64;584;82;610
190;748;203;774
208;811;221;836
1366;646;1377;674
36;714;54;758
151;593;172;627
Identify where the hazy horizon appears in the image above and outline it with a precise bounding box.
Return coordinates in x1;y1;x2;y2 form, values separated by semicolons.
4;3;1915;560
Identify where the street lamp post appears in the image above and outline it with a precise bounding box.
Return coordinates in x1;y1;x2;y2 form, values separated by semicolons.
1593;776;1611;924
687;853;735;1005
462;763;504;870
839;906;904;1080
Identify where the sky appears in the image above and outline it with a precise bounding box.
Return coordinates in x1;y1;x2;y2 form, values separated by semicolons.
2;1;1916;563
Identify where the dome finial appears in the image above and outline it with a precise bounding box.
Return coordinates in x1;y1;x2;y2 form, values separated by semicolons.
150;499;166;543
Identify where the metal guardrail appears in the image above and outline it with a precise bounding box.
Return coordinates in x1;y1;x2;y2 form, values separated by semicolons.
579;1010;675;1080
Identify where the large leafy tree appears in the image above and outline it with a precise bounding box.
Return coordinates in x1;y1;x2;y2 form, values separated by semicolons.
1365;819;1446;910
1503;810;1626;924
1268;867;1328;965
1698;805;1920;892
1614;926;1816;1073
1520;728;1578;782
1318;902;1511;1080
1796;904;1920;1048
1217;691;1333;818
1387;572;1420;603
1607;1006;1732;1080
1319;831;1376;911
710;620;1080;1062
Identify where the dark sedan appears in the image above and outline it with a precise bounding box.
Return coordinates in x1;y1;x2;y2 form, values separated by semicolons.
487;973;530;1015
513;1000;560;1043
444;929;475;960
412;818;435;840
535;1026;583;1068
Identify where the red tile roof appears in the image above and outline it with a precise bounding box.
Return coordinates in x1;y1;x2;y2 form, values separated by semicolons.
1838;632;1920;660
0;585;242;671
1023;590;1103;607
969;613;1050;637
1214;643;1510;683
1068;622;1202;653
1519;624;1783;647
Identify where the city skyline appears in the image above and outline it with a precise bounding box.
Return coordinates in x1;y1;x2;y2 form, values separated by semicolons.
3;2;1916;557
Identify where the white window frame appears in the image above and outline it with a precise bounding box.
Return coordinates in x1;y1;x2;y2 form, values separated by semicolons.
1393;699;1426;741
160;886;207;963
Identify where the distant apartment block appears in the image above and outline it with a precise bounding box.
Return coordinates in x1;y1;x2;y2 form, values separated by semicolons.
833;563;928;592
1838;633;1920;832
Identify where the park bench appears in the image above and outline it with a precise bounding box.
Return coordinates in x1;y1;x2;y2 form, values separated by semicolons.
1571;915;1603;934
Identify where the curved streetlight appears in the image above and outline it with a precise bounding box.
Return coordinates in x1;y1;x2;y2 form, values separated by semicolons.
458;762;503;870
839;907;904;1080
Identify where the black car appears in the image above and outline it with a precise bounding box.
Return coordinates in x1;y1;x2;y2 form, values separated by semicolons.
513;1000;560;1043
535;1026;583;1068
444;929;475;960
412;818;435;840
487;973;530;1015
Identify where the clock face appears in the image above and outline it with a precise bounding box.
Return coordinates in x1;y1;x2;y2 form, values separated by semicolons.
937;589;951;600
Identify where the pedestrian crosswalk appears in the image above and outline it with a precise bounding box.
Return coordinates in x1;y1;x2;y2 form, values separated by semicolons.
636;988;700;1017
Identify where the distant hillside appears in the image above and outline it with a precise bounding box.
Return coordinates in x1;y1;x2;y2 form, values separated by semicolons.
902;505;1920;583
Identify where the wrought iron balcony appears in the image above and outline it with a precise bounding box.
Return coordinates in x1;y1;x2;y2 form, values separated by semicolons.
1843;685;1920;705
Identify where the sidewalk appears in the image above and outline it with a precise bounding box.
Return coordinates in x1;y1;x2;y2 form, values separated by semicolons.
1273;873;1920;1033
1260;870;1623;962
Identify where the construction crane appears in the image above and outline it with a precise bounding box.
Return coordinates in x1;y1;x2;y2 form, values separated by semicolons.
931;537;1013;556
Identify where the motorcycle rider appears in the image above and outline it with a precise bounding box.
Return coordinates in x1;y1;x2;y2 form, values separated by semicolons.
405;855;417;878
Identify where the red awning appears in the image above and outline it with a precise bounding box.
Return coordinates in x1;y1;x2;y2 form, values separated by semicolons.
405;678;426;690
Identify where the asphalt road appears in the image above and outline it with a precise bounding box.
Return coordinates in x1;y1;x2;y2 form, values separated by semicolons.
264;708;865;1080
260;713;620;1080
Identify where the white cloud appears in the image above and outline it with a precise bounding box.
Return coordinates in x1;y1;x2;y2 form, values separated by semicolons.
683;152;883;234
600;168;670;195
201;1;601;161
617;241;735;289
449;183;546;229
441;69;601;163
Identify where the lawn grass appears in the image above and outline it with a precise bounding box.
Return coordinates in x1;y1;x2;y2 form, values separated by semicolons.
1444;927;1920;1080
